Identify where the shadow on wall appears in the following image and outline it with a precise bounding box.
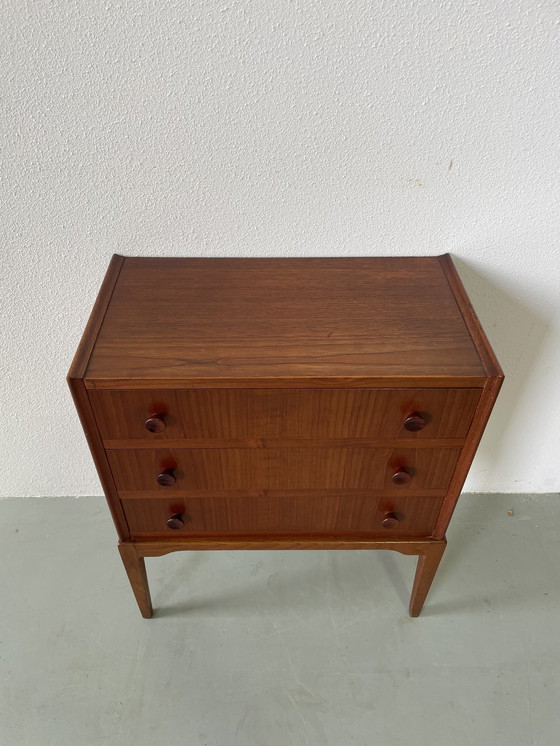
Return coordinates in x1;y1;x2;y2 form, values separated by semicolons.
452;255;549;488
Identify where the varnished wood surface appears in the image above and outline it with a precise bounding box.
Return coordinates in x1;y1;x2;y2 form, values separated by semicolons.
122;493;444;537
122;535;447;616
438;255;503;378
117;487;448;500
118;543;153;618
90;388;481;442
131;536;445;555
432;374;504;539
104;437;466;450
84;256;486;386
426;256;504;539
67;254;125;380
67;255;130;540
409;539;447;616
68;254;503;618
107;446;462;493
86;375;488;390
67;378;130;540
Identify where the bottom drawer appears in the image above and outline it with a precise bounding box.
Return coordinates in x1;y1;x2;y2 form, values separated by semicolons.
122;494;444;537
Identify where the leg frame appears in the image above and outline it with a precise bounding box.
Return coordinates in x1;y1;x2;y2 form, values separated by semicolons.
409;539;447;617
118;537;447;619
118;542;153;619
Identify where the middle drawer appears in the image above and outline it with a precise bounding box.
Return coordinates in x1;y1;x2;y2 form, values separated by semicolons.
107;447;461;495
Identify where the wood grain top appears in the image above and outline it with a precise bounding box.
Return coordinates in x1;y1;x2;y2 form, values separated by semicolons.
73;255;500;388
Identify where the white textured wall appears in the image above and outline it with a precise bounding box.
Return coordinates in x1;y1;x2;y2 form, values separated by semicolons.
1;1;559;497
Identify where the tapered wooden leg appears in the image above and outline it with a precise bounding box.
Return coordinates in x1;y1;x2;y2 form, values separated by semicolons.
118;542;153;618
409;539;447;617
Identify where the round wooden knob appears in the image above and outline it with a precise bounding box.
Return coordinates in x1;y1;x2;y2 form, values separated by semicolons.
392;467;412;485
382;512;400;529
145;414;166;433
156;469;176;487
404;413;426;432
166;513;184;530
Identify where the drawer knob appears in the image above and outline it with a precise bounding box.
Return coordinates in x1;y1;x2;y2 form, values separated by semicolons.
381;512;400;529
404;413;426;432
166;513;185;530
145;414;166;433
392;467;412;485
156;469;176;487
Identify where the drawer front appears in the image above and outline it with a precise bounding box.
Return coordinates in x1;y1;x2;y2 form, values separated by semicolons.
107;447;462;494
122;494;445;537
90;388;481;443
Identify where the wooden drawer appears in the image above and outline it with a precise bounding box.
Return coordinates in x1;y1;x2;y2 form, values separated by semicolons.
90;388;481;443
107;447;462;495
122;494;445;537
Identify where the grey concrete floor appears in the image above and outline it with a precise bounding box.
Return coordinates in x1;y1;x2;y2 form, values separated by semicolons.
1;494;559;746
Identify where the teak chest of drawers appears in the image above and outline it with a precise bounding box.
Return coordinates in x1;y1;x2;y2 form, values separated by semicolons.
68;255;503;617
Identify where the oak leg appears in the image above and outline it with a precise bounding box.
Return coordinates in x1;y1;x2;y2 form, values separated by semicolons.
118;542;153;618
409;539;447;617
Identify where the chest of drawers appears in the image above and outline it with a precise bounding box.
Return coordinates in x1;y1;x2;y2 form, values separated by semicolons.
68;255;502;617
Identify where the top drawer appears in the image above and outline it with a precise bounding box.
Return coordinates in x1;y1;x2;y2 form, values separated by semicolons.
89;388;481;442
